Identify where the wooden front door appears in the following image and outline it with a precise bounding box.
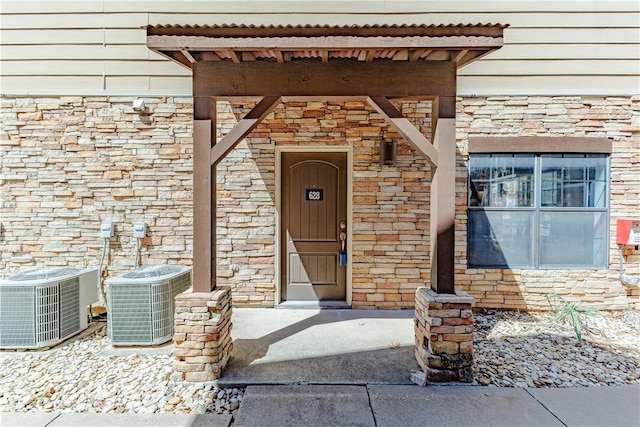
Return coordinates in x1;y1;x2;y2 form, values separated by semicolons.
281;152;347;301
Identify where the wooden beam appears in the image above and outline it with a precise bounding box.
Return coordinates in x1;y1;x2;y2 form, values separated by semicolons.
430;118;456;294
425;50;450;61
156;50;192;70
273;50;284;63
148;35;504;51
241;51;256;62
392;50;409;61
210;96;282;166
366;96;438;168
194;59;457;98
180;49;196;64
193;98;217;292
321;50;329;63
365;50;376;62
453;49;470;63
200;51;221;61
456;50;491;68
410;49;429;63
468;136;613;154
227;50;240;63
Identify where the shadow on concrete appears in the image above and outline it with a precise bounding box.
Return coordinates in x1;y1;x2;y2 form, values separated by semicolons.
218;308;419;386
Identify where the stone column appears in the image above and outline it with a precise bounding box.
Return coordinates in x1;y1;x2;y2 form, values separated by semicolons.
172;287;233;382
414;287;474;384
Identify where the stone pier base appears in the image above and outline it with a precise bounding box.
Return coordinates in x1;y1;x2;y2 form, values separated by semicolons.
414;287;475;384
172;287;233;382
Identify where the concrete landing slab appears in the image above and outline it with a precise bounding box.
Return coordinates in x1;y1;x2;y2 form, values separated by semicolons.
48;413;231;427
233;385;375;427
0;412;60;427
368;385;564;427
528;385;640;427
219;308;418;386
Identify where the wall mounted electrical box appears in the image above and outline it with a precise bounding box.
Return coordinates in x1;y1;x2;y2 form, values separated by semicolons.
616;219;640;245
133;222;147;238
100;222;114;238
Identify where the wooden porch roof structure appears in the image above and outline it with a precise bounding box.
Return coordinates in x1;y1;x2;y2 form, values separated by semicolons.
147;23;506;69
146;23;506;296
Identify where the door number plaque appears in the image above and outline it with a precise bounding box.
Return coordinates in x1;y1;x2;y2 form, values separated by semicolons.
305;189;324;201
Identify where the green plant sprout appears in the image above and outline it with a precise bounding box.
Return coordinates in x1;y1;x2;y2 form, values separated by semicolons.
547;293;602;343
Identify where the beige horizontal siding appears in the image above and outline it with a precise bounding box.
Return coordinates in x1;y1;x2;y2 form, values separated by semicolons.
2;1;637;14
2;60;190;76
0;76;192;96
5;27;637;46
458;76;640;96
1;1;638;96
143;12;640;28
0;29;146;45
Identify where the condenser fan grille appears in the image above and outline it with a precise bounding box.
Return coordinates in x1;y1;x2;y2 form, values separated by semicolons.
0;269;95;349
107;267;191;346
0;286;37;347
59;278;81;340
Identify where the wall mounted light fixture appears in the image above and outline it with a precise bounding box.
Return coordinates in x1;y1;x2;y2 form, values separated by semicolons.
380;140;396;166
132;98;148;114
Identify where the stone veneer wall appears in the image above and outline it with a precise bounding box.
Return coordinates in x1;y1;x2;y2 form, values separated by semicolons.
1;95;639;310
455;96;640;310
219;100;433;308
0;96;195;277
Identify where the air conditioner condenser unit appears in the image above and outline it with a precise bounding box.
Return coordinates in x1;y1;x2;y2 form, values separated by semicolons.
106;265;192;346
0;267;99;349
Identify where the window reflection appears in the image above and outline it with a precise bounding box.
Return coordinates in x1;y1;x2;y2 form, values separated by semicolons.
541;155;607;208
469;154;534;207
468;153;608;269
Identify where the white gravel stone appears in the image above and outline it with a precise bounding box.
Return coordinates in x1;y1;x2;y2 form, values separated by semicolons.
474;310;640;388
2;310;638;414
0;325;243;414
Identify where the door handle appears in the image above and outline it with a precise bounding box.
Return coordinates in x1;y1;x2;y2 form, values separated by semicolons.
339;222;347;266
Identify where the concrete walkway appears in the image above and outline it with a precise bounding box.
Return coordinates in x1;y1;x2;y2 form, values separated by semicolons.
2;309;639;426
218;308;418;386
3;384;639;426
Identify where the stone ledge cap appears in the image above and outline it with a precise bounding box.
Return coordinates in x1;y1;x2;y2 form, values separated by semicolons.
417;287;475;305
176;287;232;301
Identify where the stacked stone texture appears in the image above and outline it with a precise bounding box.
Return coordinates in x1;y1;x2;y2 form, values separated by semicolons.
1;95;639;310
220;100;433;308
0;96;194;276
414;287;474;383
456;96;640;310
172;287;232;382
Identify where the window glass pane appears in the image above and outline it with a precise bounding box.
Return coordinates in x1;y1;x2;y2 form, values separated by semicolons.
469;154;534;207
539;212;607;268
541;155;607;208
468;210;534;268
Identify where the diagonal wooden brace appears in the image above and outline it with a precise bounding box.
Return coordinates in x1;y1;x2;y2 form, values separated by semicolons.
210;96;282;166
366;96;438;168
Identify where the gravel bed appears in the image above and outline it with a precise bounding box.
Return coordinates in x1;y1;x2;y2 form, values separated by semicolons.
0;325;242;415
1;310;638;414
474;309;640;387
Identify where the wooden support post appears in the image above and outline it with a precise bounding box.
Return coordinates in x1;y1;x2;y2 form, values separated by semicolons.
430;97;456;294
193;97;217;292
